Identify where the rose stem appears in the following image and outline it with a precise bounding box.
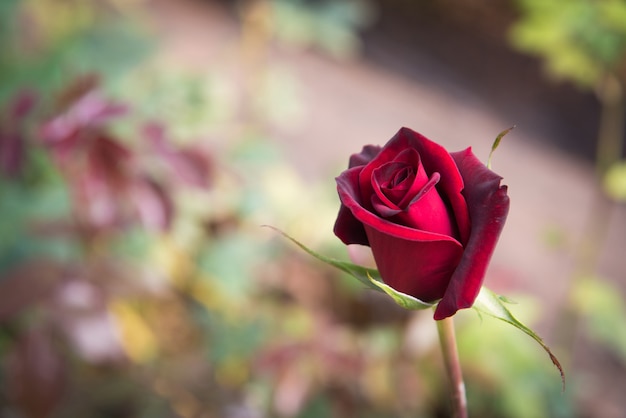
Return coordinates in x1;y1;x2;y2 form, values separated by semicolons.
436;316;468;418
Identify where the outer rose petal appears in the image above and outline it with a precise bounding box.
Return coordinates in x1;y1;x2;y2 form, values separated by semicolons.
334;145;382;245
349;145;381;168
433;148;510;319
334;166;375;246
364;224;464;302
334;199;369;246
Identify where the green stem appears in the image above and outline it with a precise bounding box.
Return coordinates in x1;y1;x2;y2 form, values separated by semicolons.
594;73;624;177
437;316;468;418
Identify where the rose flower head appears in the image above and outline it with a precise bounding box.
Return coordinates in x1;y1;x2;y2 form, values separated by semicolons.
334;127;510;319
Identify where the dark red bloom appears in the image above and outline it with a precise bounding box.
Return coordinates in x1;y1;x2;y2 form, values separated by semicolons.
334;127;509;319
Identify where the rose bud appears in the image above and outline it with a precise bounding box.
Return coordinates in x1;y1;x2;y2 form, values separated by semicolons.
334;127;509;319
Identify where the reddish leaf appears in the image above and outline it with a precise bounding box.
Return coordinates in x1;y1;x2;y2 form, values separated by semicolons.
143;122;212;187
5;326;67;418
169;148;212;188
0;260;66;324
54;73;100;110
131;175;174;231
0;131;25;177
10;89;38;120
41;90;128;150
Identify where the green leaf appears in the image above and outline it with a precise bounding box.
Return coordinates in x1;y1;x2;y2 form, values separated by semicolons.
487;126;515;169
367;273;434;310
473;287;565;390
264;225;382;291
265;226;434;310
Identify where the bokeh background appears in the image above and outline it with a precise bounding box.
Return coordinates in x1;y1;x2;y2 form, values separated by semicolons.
1;0;626;417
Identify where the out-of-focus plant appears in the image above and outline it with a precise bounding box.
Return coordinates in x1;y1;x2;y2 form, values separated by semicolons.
239;0;376;59
510;1;626;413
604;159;626;201
509;0;626;175
0;74;217;416
1;0;608;416
510;0;626;88
0;69;452;418
455;303;576;418
1;1;399;416
0;0;150;100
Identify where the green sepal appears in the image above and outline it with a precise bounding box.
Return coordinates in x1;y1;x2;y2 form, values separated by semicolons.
265;225;382;291
487;126;515;169
473;286;565;389
367;273;435;310
266;226;434;310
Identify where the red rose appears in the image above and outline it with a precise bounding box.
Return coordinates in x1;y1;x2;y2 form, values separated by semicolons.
334;127;510;319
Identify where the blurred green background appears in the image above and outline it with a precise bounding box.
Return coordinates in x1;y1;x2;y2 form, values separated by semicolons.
1;1;625;417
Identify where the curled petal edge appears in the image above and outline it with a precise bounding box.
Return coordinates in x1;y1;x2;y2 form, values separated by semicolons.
335;167;462;246
434;148;510;319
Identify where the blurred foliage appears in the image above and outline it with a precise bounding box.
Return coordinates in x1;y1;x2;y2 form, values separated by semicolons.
0;0;612;417
457;302;576;418
603;160;626;201
511;5;626;409
509;0;626;181
0;0;151;100
572;277;626;359
267;0;376;58
509;0;626;88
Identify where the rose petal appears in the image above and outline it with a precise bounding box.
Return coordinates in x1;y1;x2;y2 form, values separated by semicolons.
335;166;461;246
371;148;424;208
402;172;440;209
349;145;381;168
371;162;409;210
434;147;510;319
371;194;402;217
334;167;374;246
396;151;428;208
358;128;469;241
395;172;455;236
364;224;464;302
